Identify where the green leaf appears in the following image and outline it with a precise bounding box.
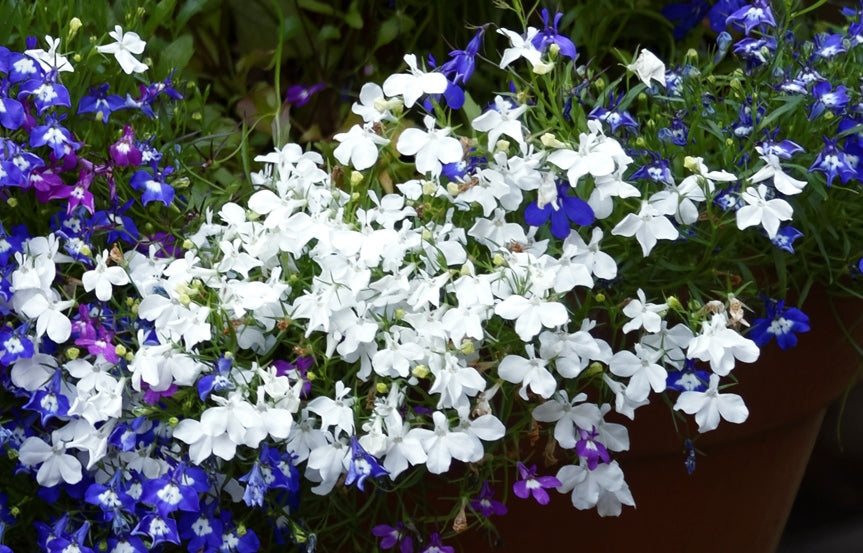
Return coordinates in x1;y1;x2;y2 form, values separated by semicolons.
344;0;363;29
145;0;178;36
319;24;341;41
461;91;481;125
176;0;212;29
297;0;334;15
159;34;195;74
374;15;413;51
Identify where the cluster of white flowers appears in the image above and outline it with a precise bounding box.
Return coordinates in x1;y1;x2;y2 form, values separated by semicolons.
6;29;789;520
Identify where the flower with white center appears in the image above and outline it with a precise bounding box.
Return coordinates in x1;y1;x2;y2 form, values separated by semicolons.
413;411;478;474
494;292;568;342
749;152;808;195
687;312;760;375
396;114;463;177
673;373;749;432
736;184;794;238
611;199;680;256
18;435;82;487
556;459;635;516
603;373;649;419
471;95;529;151
333;123;390;171
11;287;74;343
172;418;238;464
382;412;428;478
627;48;666;87
609;343;668;402
24;35;74;72
96;25;148;74
427;351;486;410
621;289;667;334
532;391;603;449
498;345;557;400
497;27;543;70
352;82;399;123
306;381;356;436
306;433;350;495
200;391;267;449
382;53;447;108
547;120;630;185
82;250;130;301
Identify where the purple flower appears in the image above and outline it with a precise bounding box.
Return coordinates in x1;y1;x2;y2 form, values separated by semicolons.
524;182;594;239
531;9;577;59
286;82;325;107
512;462;562;505
78;83;128;123
421;532;454;553
470;481;507;517
110;125;143;167
345;436;388;491
372;522;414;553
749;299;810;350
726;0;776;35
575;427;611;470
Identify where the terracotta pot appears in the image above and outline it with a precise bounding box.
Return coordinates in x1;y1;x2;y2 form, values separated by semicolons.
448;289;863;553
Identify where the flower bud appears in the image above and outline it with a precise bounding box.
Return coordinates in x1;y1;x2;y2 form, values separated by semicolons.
376;382;389;394
446;181;461;196
68;17;83;41
412;365;429;379
540;133;565;148
595;292;605;303
350;171;364;186
460;341;475;355
666;295;683;311
494;139;511;153
66;347;80;360
585;362;604;376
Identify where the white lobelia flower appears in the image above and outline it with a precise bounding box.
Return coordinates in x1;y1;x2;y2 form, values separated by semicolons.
611;198;680;256
736;184;794;238
11;287;74;343
82;250;130;301
18;435;82;487
687;312;760;375
532;391;603;449
627;48;666;87
494;292;568;342
413;411;479;474
497;344;558;400
556;459;635;516
497;27;543;69
471;95;529;151
173;418;238;464
352;82;399;123
200;391;268;449
24;35;74;73
396;114;463;177
673;373;749;433
306;381;356;436
749;153;808;195
382;412;428;479
621;289;667;334
427;351;486;410
96;25;148;74
333;123;390;171
382;53;447;108
609;343;668;402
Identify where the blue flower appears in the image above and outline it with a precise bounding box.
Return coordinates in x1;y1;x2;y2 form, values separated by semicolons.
524;182;594;239
23;369;69;426
708;0;746;32
733;36;777;68
662;0;711;40
440;27;485;85
91;200;140;244
809;81;849;120
726;0;776;35
78;83;128;123
30;113;81;159
771;226;803;253
197;354;235;401
18;70;71;114
658;118;690;146
345;436;388;491
0;323;34;366
809;137;856;186
666;360;710;392
531;9;577;59
179;501;223;553
812;32;846;59
372;522;414;553
749;299;810;350
684;439;697;474
130;164;175;206
131;511;181;547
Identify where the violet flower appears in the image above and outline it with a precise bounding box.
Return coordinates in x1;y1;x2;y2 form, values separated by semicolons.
512;462;562;505
470;480;507;517
286;82;325;107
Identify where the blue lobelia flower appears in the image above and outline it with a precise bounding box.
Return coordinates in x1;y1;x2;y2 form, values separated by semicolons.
809;81;849;120
131;511;181;548
130;164;175;206
179;501;223;553
708;0;746;32
771;226;803;253
531;9;577;59
662;0;711;40
91;200;140;244
23;369;70;426
658;117;690;146
345;436;388;491
809;137;857;186
666;359;710;392
470;480;507;517
812;32;847;60
372;521;414;553
575;427;611;470
512;462;561;505
440;27;485;85
78;83;128;124
726;0;776;35
524;182;594;239
30;113;81;159
748;299;810;350
18;69;71;114
197;354;235;401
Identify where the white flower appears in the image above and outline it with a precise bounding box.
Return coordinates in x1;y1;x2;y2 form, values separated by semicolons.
413;411;478;474
96;25;148;74
382;413;428;478
673;373;749;432
12;288;74;343
621;289;667;334
736;184;794;238
82;250;130;301
306;381;356;436
24;35;74;72
611;199;679;256
494;293;568;342
200;392;267;449
556;460;635;516
352;82;399;123
609;344;667;402
18;436;82;487
497;27;543;69
333;123;390;170
173;418;238;464
427;351;486;410
687;312;760;375
531;391;602;449
497;345;557;400
471;95;529;151
382;53;447;108
627;48;666;87
395;114;463;177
